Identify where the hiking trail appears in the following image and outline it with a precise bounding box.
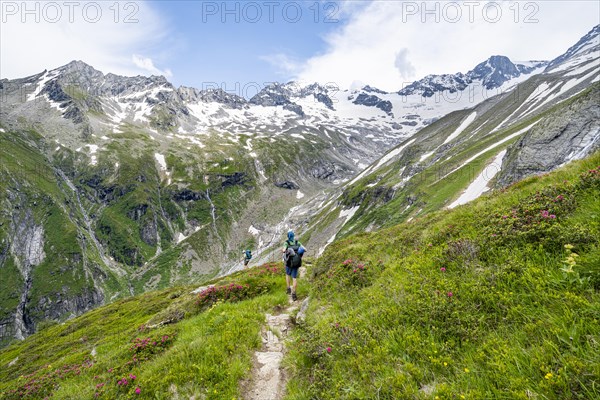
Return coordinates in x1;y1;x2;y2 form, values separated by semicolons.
243;266;307;400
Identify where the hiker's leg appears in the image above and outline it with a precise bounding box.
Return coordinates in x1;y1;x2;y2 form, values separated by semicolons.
292;277;297;293
285;273;291;289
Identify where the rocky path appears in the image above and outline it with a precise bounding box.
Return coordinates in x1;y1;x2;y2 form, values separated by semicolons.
244;267;307;400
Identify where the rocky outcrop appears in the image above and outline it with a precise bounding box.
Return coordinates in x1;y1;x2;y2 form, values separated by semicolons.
309;161;351;181
127;204;148;221
194;88;247;109
497;85;600;187
469;56;522;89
140;219;158;247
173;189;205;202
352;93;393;115
299;83;335;110
35;288;104;323
220;172;248;188
275;181;299;190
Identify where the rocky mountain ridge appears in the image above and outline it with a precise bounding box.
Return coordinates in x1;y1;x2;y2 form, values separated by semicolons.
398;56;548;97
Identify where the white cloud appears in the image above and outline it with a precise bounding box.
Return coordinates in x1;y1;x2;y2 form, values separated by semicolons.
294;1;600;91
394;48;416;79
132;54;173;78
259;53;301;77
0;1;172;79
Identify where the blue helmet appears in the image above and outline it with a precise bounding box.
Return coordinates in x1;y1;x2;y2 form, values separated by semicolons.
287;230;295;241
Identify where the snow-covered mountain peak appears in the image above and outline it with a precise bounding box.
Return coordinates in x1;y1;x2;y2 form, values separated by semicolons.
398;55;548;97
361;85;389;95
545;24;599;73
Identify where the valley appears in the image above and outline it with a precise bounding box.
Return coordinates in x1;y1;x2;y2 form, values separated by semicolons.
0;23;598;359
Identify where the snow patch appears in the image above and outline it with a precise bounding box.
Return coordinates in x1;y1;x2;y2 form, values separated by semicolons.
154;153;167;171
176;233;187;244
443;112;477;145
521;68;599;120
564;61;600;77
154;153;171;185
440;121;539;181
78;144;100;165
296;191;305;199
339;205;360;221
27;70;59;102
87;145;99;154
562;126;600;165
317;205;360;256
371;138;416;172
347;139;415;188
248;225;260;236
448;149;507;209
419;150;435;162
45;94;64;113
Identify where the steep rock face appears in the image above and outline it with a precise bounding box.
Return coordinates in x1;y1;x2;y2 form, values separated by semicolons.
497;85;600;187
34;288;104;322
2;204;46;341
469;56;522;89
0;187;110;344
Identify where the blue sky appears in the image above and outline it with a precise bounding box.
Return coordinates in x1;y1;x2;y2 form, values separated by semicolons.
1;1;599;94
148;1;351;94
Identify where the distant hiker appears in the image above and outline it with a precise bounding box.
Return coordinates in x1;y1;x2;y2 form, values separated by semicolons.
282;230;305;301
243;249;252;268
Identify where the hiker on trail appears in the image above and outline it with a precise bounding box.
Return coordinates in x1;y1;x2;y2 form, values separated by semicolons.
243;249;252;268
282;230;305;301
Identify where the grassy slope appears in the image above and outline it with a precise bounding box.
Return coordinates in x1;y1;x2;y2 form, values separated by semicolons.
0;153;598;399
0;263;308;399
286;152;600;399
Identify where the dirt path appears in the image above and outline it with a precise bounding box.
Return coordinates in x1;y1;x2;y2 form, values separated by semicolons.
243;267;306;400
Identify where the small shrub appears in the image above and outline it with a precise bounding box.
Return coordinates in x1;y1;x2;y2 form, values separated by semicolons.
2;359;94;399
444;239;479;266
195;282;268;309
313;259;383;295
482;185;577;247
575;165;600;190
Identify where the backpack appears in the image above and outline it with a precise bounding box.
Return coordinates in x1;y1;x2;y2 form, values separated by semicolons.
286;240;302;268
245;250;252;259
